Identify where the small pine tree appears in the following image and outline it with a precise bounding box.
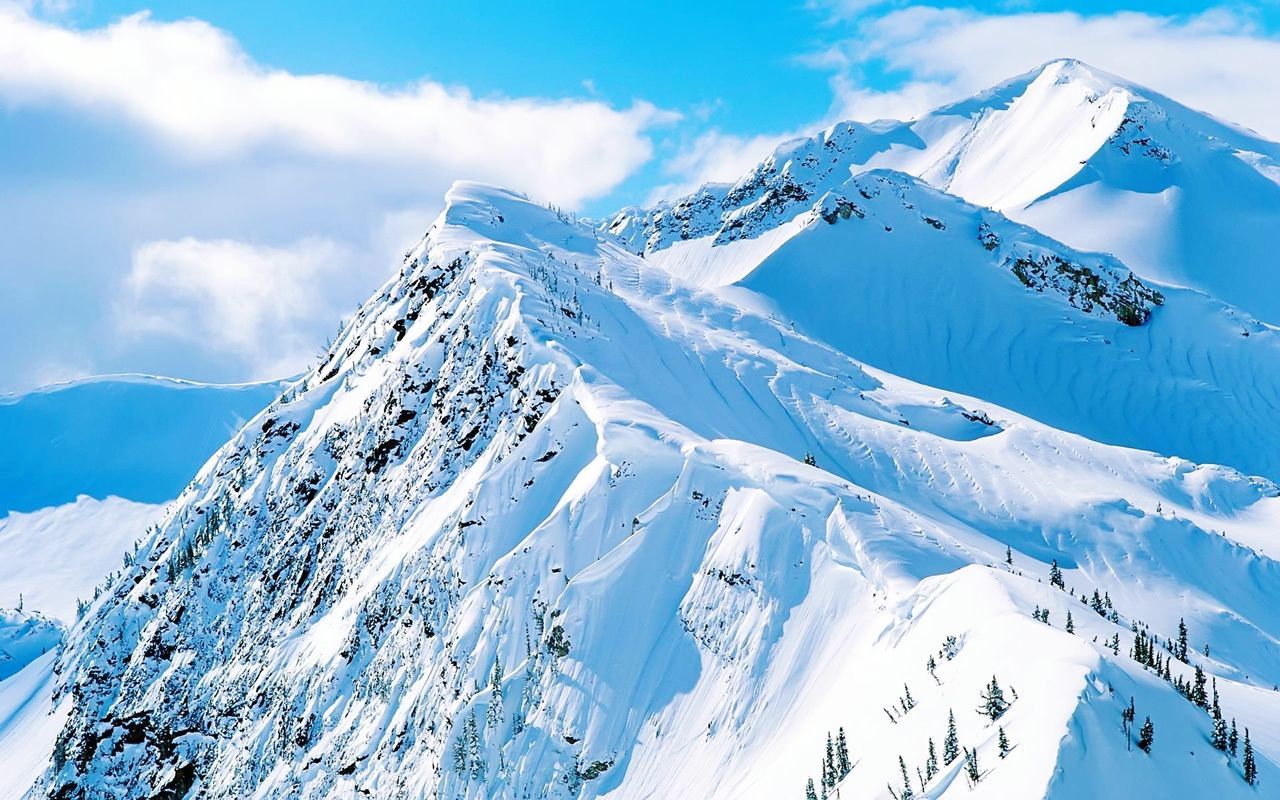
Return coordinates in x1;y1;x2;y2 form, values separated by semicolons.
899;756;914;799
1137;716;1154;753
466;711;483;779
998;726;1011;758
1066;610;1075;634
806;777;818;800
837;727;851;778
1230;718;1239;757
1049;559;1065;589
1177;618;1189;662
925;738;939;781
980;676;1010;720
1005;546;1013;565
1192;665;1208;709
1212;715;1229;751
452;724;469;775
944;710;960;764
964;747;980;784
903;683;916;711
825;732;837;788
1243;728;1257;785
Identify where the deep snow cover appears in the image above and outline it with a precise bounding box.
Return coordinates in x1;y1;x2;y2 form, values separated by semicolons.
608;59;1280;325
27;172;1280;800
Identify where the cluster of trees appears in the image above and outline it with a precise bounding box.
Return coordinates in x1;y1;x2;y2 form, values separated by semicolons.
803;728;852;799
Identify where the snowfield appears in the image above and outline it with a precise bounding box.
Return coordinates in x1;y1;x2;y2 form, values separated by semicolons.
14;162;1276;800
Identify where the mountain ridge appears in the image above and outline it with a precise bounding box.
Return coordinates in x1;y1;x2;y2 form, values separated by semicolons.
33;180;1280;799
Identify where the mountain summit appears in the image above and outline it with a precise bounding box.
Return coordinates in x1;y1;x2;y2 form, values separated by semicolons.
609;58;1280;324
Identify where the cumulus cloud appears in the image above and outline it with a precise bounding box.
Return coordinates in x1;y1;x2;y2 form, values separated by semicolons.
0;4;669;207
119;237;361;379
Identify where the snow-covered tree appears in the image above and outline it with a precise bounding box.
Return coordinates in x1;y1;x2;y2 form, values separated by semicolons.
964;747;980;784
805;777;818;800
998;726;1011;758
1066;610;1075;634
980;676;1010;720
1243;728;1257;785
944;710;960;764
1049;559;1065;589
837;727;851;778
925;738;938;781
1137;716;1154;753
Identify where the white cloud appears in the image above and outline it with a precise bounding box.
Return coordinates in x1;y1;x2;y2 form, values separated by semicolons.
826;7;1280;139
119;237;361;379
0;4;670;207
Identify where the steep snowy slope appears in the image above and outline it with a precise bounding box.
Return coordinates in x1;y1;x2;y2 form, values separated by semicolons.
605;128;1280;481
608;59;1280;324
735;169;1280;482
36;184;1279;799
0;375;285;514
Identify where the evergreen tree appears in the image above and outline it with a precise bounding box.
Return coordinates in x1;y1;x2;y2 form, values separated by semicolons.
980;676;1010;720
1192;665;1208;709
899;756;914;799
1230;718;1239;757
825;732;837;788
925;738;939;781
998;726;1011;758
1137;716;1154;753
903;683;916;711
1177;618;1189;662
1005;546;1013;565
1049;559;1065;589
837;727;851;778
1065;610;1075;634
452;724;469;775
1212;715;1229;751
943;710;960;764
466;711;484;779
805;778;818;800
1212;678;1222;721
487;655;505;729
1122;697;1136;751
1243;728;1257;785
964;748;981;784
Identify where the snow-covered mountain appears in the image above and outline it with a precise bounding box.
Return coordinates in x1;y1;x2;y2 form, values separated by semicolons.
30;175;1279;800
608;58;1280;325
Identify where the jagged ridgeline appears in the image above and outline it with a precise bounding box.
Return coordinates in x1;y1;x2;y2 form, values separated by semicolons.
44;182;1280;800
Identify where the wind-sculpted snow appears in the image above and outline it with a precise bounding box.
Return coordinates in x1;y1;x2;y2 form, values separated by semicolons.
631;165;1280;482
40;183;1280;799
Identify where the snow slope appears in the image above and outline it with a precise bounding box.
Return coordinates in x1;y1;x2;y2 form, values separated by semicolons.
34;183;1280;799
0;496;163;623
0;375;285;514
608;59;1280;324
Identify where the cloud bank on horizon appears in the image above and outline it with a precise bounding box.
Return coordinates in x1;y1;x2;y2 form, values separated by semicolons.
2;0;1279;390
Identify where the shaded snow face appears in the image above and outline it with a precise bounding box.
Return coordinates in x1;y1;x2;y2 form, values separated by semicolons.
0;376;284;514
37;183;1280;800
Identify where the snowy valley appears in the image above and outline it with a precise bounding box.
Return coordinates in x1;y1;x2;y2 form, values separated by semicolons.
2;59;1279;800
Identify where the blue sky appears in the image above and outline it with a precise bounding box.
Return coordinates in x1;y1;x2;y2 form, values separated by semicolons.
3;0;1280;390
